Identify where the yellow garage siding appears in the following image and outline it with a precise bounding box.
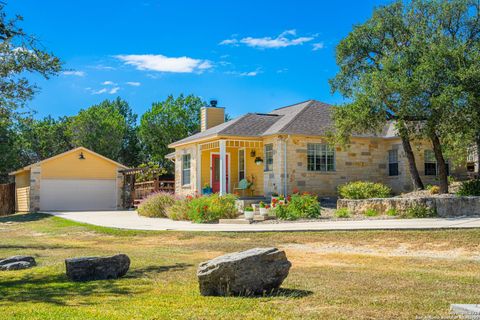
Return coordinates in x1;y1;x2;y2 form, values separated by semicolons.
15;171;30;188
15;187;30;212
41;149;118;179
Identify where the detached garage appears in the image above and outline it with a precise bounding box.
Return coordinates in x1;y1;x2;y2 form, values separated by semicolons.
9;147;128;212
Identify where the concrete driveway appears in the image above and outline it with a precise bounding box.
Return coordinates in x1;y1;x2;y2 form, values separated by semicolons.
45;210;480;232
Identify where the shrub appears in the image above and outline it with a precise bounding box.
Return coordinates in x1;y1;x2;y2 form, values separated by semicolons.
364;208;379;217
187;194;238;223
385;208;398;216
338;181;391;199
403;205;437;218
335;208;351;218
137;192;176;218
457;179;480;196
429;185;440;195
165;197;191;220
273;193;321;220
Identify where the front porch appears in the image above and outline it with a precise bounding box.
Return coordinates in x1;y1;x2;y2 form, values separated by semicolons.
197;139;265;196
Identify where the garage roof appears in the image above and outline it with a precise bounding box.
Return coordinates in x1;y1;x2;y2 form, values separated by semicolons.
9;147;128;175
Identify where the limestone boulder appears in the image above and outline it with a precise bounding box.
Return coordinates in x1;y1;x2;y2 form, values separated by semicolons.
0;256;36;271
65;254;130;281
197;247;291;296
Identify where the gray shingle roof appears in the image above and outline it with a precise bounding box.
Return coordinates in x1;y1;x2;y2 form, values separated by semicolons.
169;100;399;147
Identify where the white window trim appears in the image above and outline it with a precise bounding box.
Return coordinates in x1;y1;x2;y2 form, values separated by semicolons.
238;148;246;181
307;143;336;172
264;144;273;172
388;149;399;176
181;154;191;186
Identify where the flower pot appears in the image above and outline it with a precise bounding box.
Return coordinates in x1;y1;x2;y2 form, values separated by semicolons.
259;207;269;216
244;210;254;219
202;187;213;195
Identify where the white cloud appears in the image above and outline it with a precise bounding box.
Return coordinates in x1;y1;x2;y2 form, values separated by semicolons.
277;68;288;74
63;70;85;77
109;87;120;94
91;65;116;70
226;69;262;77
102;80;116;85
115;54;213;73
220;30;314;49
239;70;260;77
312;42;325;51
126;81;141;86
92;88;107;95
219;39;238;46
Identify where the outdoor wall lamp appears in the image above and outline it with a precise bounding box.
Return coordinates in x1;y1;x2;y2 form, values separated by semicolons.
254;157;264;166
79;152;86;160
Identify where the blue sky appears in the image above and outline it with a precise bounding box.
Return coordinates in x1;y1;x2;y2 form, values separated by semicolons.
8;0;390;119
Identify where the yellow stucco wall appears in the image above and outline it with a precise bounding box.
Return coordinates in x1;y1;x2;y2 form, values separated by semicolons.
15;171;30;188
15;171;31;212
200;146;264;196
41;149;119;179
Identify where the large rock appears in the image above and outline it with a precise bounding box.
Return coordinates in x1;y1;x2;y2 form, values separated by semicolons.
197;247;291;296
65;254;130;281
0;256;36;271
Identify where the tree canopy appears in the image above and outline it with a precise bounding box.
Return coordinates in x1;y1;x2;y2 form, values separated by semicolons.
330;0;480;193
139;94;204;171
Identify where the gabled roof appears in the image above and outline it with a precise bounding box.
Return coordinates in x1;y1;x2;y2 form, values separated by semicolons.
169;99;399;147
9;147;128;175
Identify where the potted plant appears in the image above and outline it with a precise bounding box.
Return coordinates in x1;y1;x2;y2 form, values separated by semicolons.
202;183;213;195
278;195;286;205
271;192;279;203
259;201;269;216
243;206;254;220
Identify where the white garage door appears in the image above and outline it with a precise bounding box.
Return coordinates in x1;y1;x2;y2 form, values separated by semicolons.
40;179;117;211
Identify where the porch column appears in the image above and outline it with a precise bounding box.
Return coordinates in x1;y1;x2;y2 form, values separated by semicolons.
196;144;202;194
219;139;227;195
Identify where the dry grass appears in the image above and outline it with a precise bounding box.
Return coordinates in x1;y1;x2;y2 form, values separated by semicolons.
0;213;479;319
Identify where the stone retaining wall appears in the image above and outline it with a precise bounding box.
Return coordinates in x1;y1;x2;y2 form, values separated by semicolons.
337;197;480;218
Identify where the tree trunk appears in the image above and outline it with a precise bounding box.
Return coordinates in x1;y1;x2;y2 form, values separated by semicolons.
430;132;449;194
400;129;424;190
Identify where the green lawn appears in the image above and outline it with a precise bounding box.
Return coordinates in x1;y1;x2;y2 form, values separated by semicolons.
0;213;479;319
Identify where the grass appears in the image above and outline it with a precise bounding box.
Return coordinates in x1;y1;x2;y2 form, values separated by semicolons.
0;213;479;319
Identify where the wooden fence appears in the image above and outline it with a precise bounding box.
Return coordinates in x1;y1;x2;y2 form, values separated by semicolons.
0;183;15;216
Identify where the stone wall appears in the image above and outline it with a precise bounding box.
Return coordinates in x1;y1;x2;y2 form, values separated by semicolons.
29;164;41;212
281;135;467;196
338;197;480;217
263;136;285;196
174;144;198;196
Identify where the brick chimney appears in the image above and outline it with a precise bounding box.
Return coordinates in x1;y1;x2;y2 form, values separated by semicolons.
201;100;225;132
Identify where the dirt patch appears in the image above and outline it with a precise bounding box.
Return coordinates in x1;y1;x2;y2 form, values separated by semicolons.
281;242;480;261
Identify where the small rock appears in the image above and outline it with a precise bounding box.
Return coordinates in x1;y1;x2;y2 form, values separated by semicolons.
0;256;36;271
65;254;130;281
197;247;291;296
0;261;33;271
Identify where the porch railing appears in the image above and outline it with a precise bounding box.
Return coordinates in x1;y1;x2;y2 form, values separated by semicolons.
133;180;175;200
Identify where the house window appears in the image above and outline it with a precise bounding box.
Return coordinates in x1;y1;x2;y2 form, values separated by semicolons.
424;150;450;176
182;154;191;186
424;150;437;176
238;149;246;180
388;149;399;176
264;144;273;172
307;143;335;172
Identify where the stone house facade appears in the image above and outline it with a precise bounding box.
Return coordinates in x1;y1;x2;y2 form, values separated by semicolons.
169;100;468;197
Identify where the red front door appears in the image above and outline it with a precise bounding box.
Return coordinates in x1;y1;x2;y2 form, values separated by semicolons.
212;154;229;193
